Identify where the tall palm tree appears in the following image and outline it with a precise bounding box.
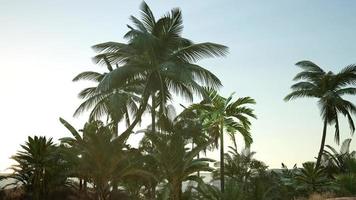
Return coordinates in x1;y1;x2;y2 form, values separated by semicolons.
94;2;228;140
189;88;256;192
285;60;356;167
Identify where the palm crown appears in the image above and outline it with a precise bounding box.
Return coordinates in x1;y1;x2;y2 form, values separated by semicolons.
285;60;356;166
93;2;228;138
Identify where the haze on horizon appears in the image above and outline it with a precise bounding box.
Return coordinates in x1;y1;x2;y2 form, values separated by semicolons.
0;0;356;172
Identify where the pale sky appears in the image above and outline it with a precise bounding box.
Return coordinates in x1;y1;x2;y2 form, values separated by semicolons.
1;0;356;172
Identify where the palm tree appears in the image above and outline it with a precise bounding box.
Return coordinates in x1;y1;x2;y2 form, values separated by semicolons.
145;131;214;200
60;118;151;200
294;162;331;193
72;66;142;137
94;2;228;140
3;136;68;200
285;60;356;167
189;88;256;192
221;146;267;184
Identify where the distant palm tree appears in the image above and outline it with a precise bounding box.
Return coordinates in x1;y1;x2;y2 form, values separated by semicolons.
94;2;228;140
285;61;356;167
189;88;256;192
3;136;67;200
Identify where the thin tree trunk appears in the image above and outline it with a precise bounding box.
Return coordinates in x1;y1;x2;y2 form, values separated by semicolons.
197;151;200;177
79;179;83;191
116;93;150;142
220;122;225;193
151;93;156;134
84;179;87;192
192;140;201;177
316;119;328;168
113;121;119;138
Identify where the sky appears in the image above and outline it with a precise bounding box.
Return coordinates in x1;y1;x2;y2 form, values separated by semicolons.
0;0;356;172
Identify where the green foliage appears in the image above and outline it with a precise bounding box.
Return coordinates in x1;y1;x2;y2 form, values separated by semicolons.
91;1;228;140
294;162;332;193
72;68;143;138
187;88;256;192
334;172;356;195
3;136;68;200
193;178;243;200
323;138;356;176
60;118;152;200
145;131;214;200
4;2;356;200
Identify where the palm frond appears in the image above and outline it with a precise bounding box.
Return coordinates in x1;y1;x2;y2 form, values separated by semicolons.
295;60;324;72
72;71;104;82
172;42;228;63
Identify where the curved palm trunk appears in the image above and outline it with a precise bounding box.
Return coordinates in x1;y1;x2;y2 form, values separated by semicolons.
220;122;225;193
117;93;150;141
316;119;328;168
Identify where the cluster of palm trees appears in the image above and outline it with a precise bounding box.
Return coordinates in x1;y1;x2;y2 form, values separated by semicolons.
1;1;356;200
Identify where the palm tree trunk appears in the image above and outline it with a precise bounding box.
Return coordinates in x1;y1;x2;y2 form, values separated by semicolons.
197;152;200;177
316;119;328;168
171;180;182;200
84;179;87;192
113;121;119;138
220;122;225;193
111;120;119;192
192;141;201;177
151;93;156;134
79;179;83;191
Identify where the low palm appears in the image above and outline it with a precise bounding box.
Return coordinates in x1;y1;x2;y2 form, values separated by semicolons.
294;162;331;193
145;131;214;200
323;138;356;174
3;136;67;200
60;118;151;200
